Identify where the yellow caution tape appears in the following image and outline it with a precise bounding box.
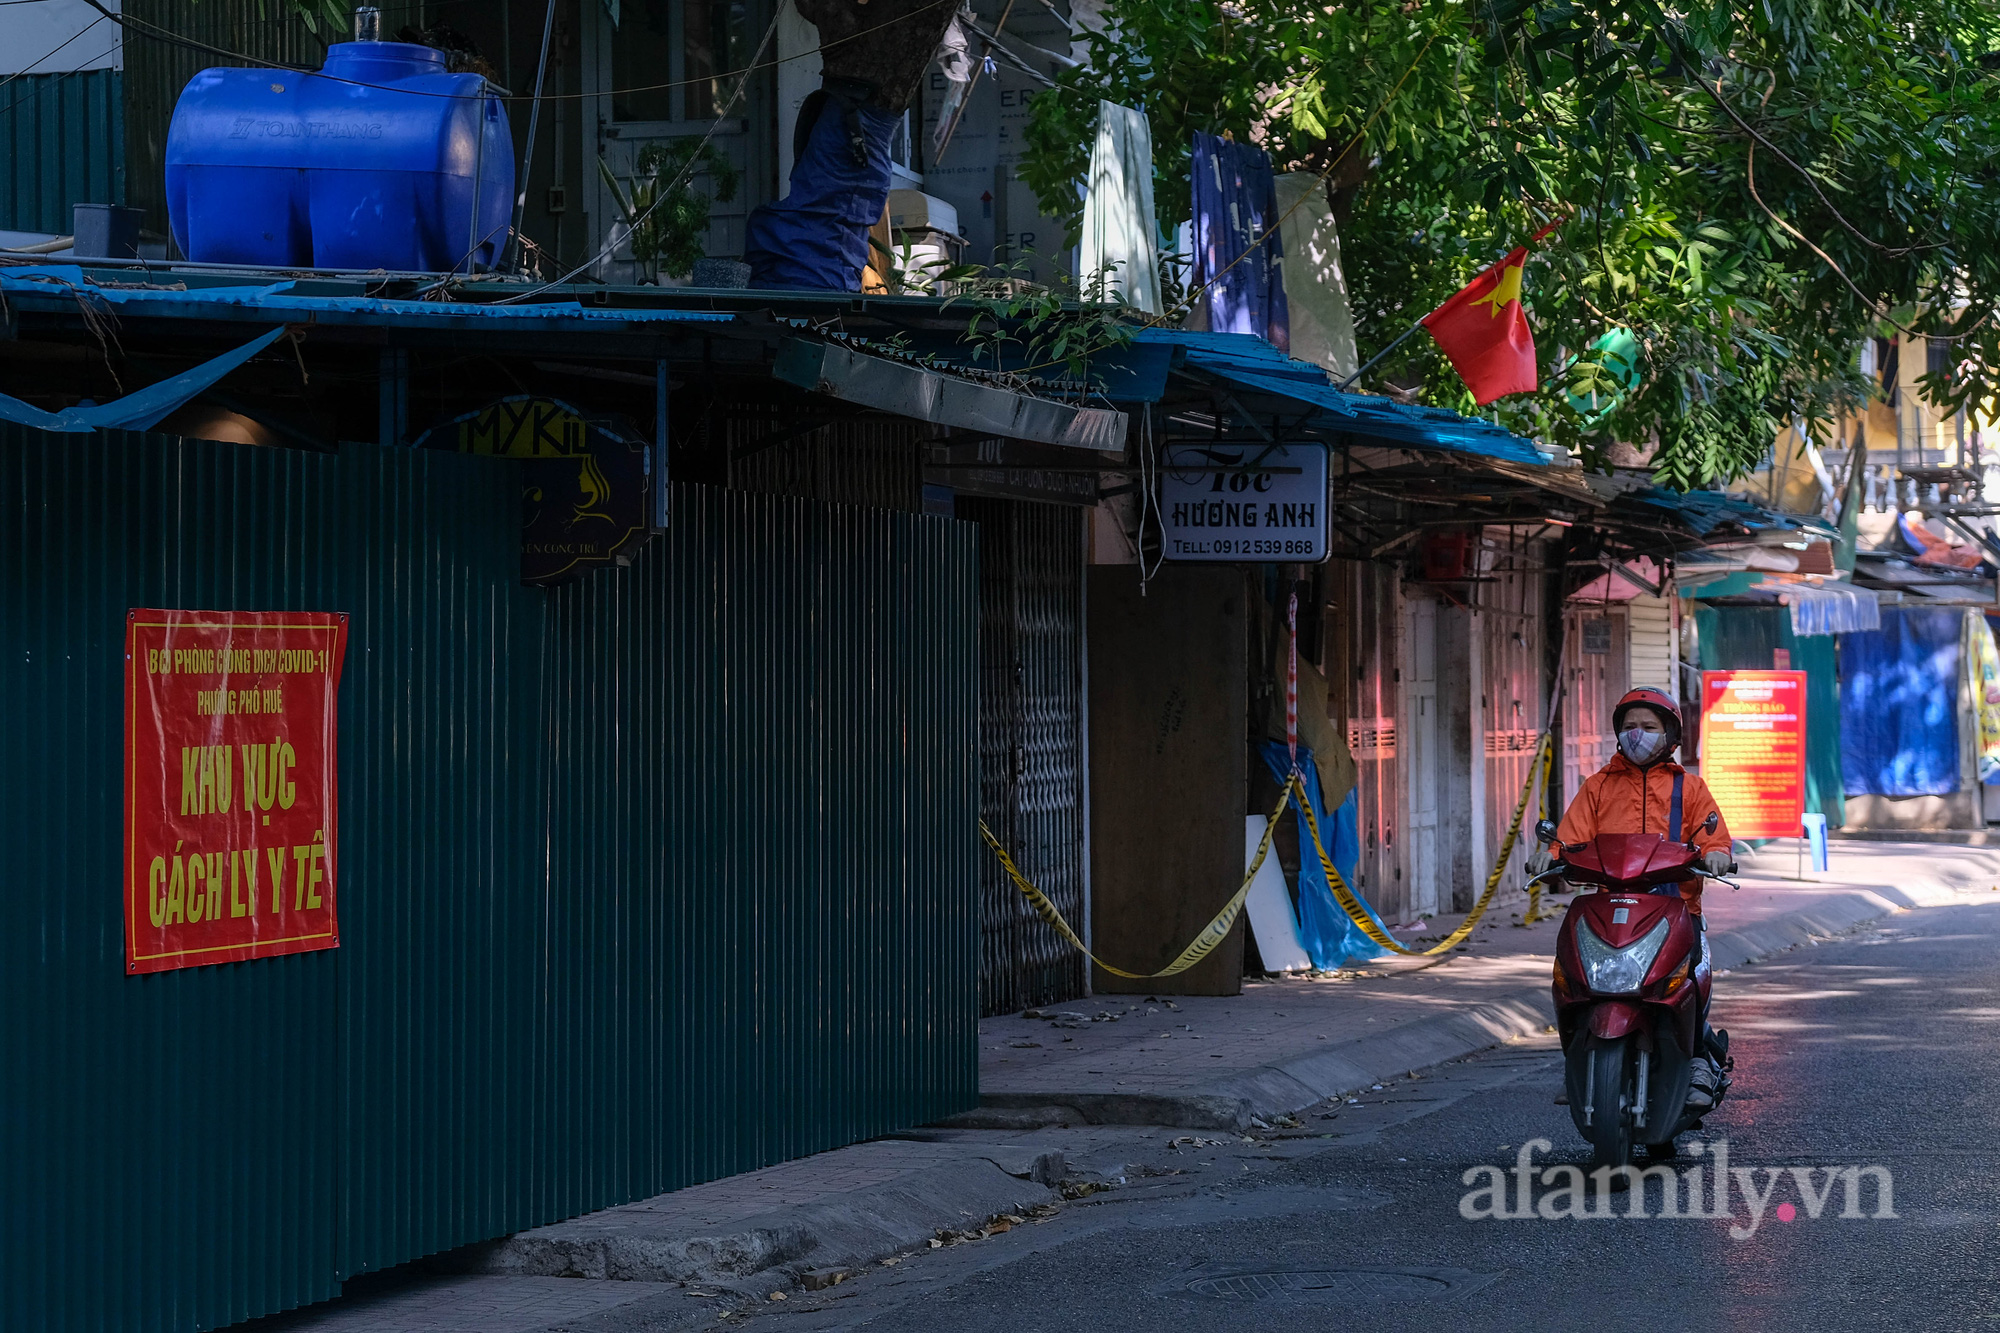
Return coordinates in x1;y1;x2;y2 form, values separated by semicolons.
1522;740;1559;926
981;729;1552;974
1297;731;1553;956
978;778;1294;980
1522;879;1554;927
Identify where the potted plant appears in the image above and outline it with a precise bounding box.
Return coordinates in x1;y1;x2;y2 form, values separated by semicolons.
597;139;741;284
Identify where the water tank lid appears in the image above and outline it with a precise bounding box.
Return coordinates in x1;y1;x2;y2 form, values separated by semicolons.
321;40;448;80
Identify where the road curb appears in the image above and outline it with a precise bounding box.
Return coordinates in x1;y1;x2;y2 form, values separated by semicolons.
967;890;1929;1132
1705;888;1909;972
459;1148;1064;1289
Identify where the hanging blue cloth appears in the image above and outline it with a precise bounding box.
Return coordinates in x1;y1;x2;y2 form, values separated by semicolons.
744;83;900;291
1191;132;1290;351
0;325;286;433
1257;741;1381;968
1838;606;1964;796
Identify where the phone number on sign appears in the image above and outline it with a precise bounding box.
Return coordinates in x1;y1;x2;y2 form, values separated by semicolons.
1172;538;1323;557
1168;536;1320;556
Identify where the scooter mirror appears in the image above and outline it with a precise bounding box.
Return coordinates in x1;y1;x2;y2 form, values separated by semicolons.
1703;810;1720;835
1534;819;1559;845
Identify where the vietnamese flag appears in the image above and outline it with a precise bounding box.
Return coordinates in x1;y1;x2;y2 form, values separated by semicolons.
1420;247;1538;404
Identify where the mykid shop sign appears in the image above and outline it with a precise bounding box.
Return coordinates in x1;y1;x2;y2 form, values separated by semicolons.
124;609;348;974
1159;444;1328;562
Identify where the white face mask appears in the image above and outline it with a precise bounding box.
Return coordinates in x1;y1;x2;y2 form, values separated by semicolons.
1619;727;1670;764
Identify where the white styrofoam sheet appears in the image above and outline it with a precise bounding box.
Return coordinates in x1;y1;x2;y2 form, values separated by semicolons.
1245;815;1311;972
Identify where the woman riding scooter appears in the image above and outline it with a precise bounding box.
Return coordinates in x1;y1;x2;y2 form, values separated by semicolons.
1527;687;1734;1109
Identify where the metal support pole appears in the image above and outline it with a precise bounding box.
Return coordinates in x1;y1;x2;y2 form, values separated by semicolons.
652;358;670;531
378;348;408;447
509;0;559;273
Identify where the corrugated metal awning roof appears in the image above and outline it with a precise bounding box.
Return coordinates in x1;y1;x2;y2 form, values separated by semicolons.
1622;485;1836;539
0;264;737;332
1134;329;1555;465
773;338;1125;451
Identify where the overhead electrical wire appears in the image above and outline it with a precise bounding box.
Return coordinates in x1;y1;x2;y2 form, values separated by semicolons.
70;0;959;103
50;0;1481;362
507;0;558;273
0;12;111;94
66;0;950;284
490;4;785;304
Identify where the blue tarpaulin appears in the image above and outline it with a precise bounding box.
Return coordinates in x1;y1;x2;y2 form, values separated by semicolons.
1258;742;1383;968
0;325;285;433
1192;132;1289;350
1839;606;1964;796
745;89;900;291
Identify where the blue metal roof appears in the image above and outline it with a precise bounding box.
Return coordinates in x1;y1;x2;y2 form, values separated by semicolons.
0;264;736;331
1134;329;1554;466
0;267;1545;466
1623;486;1835;538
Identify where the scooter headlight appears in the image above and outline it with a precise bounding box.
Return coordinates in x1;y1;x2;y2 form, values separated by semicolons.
1574;916;1670;994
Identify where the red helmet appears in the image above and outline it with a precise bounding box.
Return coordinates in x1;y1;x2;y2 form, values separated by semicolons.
1613;687;1682;745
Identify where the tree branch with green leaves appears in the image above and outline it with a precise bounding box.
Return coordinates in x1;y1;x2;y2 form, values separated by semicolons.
1021;0;2000;486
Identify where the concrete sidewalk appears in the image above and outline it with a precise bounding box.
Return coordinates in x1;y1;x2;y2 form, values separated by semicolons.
965;838;2000;1132
240;839;2000;1333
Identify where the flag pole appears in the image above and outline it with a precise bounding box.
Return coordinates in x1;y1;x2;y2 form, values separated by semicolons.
1334;320;1426;392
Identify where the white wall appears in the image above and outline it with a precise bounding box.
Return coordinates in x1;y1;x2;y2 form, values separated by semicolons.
917;0;1071;277
0;0;122;75
1627;595;1675;695
775;0;820;187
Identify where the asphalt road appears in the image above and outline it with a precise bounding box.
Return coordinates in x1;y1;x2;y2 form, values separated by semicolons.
592;898;2000;1333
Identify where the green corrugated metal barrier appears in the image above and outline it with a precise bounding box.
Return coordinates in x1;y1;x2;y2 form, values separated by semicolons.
0;70;125;233
0;424;980;1331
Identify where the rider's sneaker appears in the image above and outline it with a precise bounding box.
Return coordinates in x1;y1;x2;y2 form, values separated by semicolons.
1686;1055;1722;1110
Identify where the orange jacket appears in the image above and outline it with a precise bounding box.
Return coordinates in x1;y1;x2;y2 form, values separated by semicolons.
1552;753;1732;913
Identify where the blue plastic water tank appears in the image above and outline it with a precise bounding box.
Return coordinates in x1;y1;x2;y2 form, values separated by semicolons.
166;41;513;273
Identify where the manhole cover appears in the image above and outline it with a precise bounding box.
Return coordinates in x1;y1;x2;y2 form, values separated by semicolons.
1185;1267;1490;1303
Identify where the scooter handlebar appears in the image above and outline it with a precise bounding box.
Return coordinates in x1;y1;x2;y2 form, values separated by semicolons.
1538;859;1740;891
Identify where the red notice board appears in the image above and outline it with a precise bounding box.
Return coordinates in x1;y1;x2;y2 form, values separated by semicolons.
125;609;348;974
1699;670;1807;839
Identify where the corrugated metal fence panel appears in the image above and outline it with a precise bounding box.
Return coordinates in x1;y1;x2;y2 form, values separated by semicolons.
966;498;1085;1017
0;70;125;232
330;439;552;1278
1561;605;1628;803
725;406;928;511
1477;532;1546;904
0;427;348;1333
1006;502;1084;1010
0;424;979;1332
121;0;329;236
1333;559;1402;914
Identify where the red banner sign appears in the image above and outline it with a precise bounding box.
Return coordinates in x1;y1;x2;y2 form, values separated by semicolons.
124;610;347;974
1699;669;1807;839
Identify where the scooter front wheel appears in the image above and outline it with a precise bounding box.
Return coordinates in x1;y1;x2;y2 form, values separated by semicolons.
1584;1036;1634;1170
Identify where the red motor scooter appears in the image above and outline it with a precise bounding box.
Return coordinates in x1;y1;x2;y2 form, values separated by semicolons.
1531;813;1737;1167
